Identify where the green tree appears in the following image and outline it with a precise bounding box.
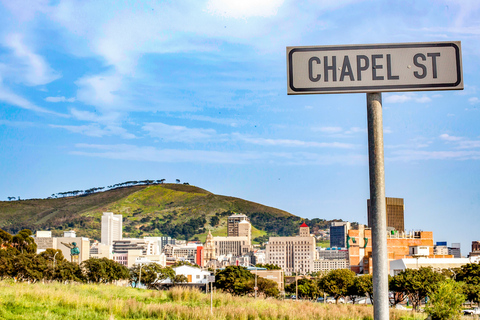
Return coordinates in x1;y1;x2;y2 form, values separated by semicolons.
389;267;445;311
82;258;129;284
318;269;356;303
210;216;220;227
173;274;188;284
455;263;480;303
215;266;254;296
130;263;174;289
285;278;321;299
12;229;37;254
348;274;373;304
424;279;465;320
255;263;281;270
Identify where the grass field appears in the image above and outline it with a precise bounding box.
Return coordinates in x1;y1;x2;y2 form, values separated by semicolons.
0;280;425;320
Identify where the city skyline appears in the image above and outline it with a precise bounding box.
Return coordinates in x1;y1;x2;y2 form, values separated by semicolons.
1;1;480;255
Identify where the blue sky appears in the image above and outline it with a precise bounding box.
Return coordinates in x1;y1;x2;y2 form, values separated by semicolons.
1;0;479;255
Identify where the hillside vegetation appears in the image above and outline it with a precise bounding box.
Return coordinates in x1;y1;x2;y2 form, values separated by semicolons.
0;184;338;240
0;183;333;241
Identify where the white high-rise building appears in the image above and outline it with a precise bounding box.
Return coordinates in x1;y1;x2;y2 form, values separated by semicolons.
101;212;123;245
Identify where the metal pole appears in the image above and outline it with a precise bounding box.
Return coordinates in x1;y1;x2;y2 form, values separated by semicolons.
255;267;257;299
367;92;389;320
138;264;142;288
210;281;213;314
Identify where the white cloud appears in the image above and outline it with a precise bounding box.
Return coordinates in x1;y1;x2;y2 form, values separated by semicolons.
4;33;60;86
312;126;343;134
469;97;479;104
143;122;218;143
45;96;76;103
75;74;123;109
440;133;462;142
0;82;66;116
384;93;432;104
389;149;480;162
71;143;365;165
50;124;135;139
206;0;284;18
236;134;355;149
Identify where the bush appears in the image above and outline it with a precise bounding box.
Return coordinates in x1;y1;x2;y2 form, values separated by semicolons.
424;278;465;320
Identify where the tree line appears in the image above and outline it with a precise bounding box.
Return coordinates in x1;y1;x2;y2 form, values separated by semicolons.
284;266;480;318
6;179;192;201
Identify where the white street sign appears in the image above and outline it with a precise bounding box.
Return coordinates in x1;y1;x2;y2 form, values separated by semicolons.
287;41;463;94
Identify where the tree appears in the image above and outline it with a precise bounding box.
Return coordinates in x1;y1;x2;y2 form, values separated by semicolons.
348;274;373;304
215;266;254;296
455;263;480;303
424;279;465;320
176;179;180;183
82;258;129;284
255;263;281;270
285;278;321;299
389;267;445;311
173;274;188;284
11;229;37;254
210;216;220;227
130;263;174;289
318;269;356;303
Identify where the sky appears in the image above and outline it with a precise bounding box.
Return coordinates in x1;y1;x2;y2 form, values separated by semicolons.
0;0;479;255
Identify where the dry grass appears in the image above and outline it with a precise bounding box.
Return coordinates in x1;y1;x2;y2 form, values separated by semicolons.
0;280;429;320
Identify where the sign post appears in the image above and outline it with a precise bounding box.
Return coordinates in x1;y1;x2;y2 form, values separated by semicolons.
287;41;463;320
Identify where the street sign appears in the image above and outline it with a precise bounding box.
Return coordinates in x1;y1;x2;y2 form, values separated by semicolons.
208;276;215;282
287;41;463;94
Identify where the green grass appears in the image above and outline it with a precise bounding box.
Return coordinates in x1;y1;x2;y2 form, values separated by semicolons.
316;241;330;248
0;281;426;320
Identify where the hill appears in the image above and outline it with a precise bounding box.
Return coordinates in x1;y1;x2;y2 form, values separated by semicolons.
0;183;333;241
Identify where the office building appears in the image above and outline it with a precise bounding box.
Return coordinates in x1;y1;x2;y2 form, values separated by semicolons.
227;213;250;237
101;212;123;245
265;223;316;275
330;221;350;248
368;197;405;231
470;241;480;257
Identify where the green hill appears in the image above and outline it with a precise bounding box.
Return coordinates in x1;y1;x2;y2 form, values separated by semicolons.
0;183;333;241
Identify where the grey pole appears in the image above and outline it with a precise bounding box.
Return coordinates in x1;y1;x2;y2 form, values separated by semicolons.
366;92;389;320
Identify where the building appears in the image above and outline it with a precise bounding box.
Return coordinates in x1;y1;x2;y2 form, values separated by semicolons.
101;212;123;245
265;223;316;275
390;257;480;276
329;222;350;248
448;243;461;258
317;247;349;260
113;239;148;254
434;241;449;255
348;225;453;274
314;259;349;273
368;197;405;231
163;243;203;264
253;268;285;291
34;230;90;264
469;241;480;257
213;236;251;257
227;213;250;237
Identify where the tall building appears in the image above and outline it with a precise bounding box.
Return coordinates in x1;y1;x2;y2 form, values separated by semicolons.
330;221;351;248
348;226;453;274
101;212;123;245
368;197;404;231
266;223;316;275
227;213;249;237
